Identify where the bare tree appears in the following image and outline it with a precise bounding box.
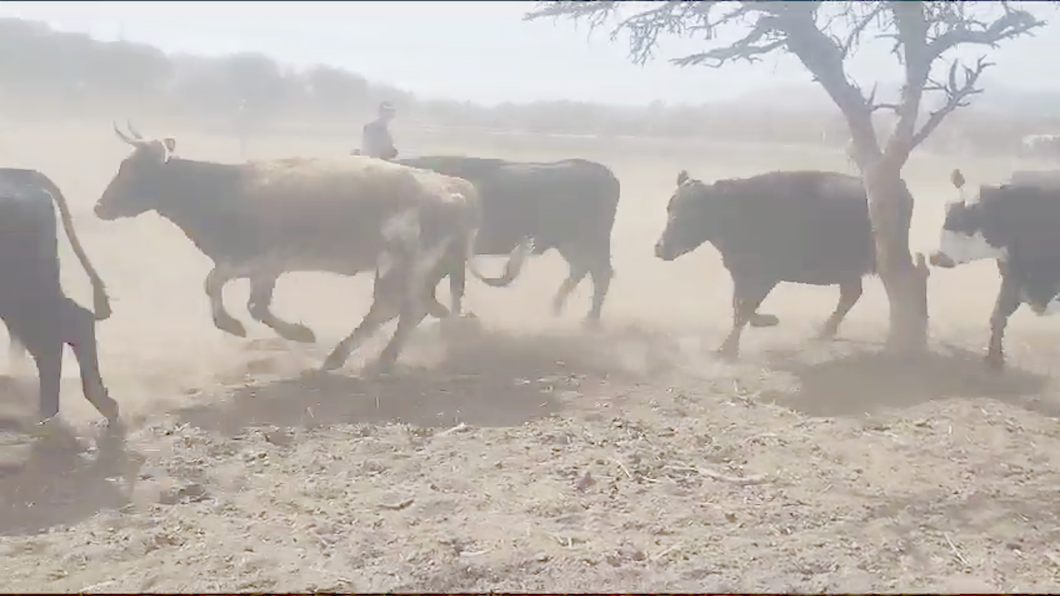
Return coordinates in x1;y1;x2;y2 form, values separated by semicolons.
526;1;1045;353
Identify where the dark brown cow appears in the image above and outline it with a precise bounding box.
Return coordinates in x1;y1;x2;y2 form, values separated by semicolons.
93;122;529;373
0;168;117;424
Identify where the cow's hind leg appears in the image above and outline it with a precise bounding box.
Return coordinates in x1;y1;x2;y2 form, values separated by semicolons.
16;315;63;423
247;276;316;343
414;237;462;321
445;248;471;319
554;241;614;327
204;264;247;337
321;263;404;372
8;333;29;375
552;260;589;317
61;297;119;423
424;276;453;320
986;271;1022;371
585;257;614;326
817;277;864;340
374;298;430;375
374;243;452;373
718;275;777;359
423;247;463;321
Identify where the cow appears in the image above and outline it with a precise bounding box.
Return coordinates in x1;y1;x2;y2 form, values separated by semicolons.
93;122;530;373
395;156;619;325
0;168;118;424
654;169;884;358
929;168;1060;370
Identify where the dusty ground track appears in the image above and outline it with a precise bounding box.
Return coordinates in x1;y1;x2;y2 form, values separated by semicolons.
2;117;1060;592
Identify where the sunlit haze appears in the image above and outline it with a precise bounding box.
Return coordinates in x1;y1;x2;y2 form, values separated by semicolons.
2;1;1058;106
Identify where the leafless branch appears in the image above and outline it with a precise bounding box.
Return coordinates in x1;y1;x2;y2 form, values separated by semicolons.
832;3;889;59
527;0;1049;166
524;1;618;26
672;17;786;68
909;56;991;150
925;6;1044;63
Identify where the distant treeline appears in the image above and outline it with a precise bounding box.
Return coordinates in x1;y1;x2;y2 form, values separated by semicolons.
0;17;1055;156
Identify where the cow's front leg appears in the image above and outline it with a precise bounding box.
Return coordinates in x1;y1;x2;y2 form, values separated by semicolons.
247;275;316;343
718;274;777;359
204;264;246;337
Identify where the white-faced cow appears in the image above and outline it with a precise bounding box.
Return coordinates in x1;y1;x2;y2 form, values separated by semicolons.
395;156;619;325
929;168;1060;370
655;170;888;358
93;122;529;373
0;168;118;424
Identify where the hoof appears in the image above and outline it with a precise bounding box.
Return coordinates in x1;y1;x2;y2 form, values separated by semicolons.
104;415;126;436
35;413;59;429
984;353;1005;372
815;326;839;341
277;323;317;344
715;343;740;361
582;316;603;330
29;415;65;441
214;316;248;338
749;313;780;328
96;397;120;424
320;349;348;372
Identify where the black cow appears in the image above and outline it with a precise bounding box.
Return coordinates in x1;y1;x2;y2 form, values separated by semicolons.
654;170;881;357
0;168;117;423
395;156;619;325
929;169;1060;369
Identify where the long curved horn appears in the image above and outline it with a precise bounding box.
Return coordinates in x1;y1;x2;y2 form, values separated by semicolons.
126;120;145;140
113;120;139;146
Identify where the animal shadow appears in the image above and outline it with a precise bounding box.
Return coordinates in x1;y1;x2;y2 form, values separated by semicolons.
178;325;669;436
0;418;136;536
763;344;1049;418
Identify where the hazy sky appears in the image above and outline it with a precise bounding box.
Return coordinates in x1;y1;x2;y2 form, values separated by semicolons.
1;1;1057;106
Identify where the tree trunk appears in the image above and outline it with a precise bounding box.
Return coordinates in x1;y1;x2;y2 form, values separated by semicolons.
863;164;930;354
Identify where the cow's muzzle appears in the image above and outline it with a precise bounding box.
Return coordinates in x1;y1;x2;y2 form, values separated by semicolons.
654;241;675;261
928;251;955;269
93;201;117;221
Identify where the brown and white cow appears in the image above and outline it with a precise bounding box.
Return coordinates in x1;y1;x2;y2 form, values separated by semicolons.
94;122;531;373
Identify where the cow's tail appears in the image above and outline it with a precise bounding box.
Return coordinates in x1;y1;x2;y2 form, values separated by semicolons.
464;228;534;288
36;175;112;320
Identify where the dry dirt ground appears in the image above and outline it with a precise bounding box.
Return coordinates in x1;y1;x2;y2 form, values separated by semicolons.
3;115;1060;592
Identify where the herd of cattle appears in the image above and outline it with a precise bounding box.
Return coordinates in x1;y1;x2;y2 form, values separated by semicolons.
0;120;1057;427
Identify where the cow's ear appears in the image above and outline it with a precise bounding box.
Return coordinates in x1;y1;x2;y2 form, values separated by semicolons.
677;170;689;186
162;137;177;153
950;168;965;190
